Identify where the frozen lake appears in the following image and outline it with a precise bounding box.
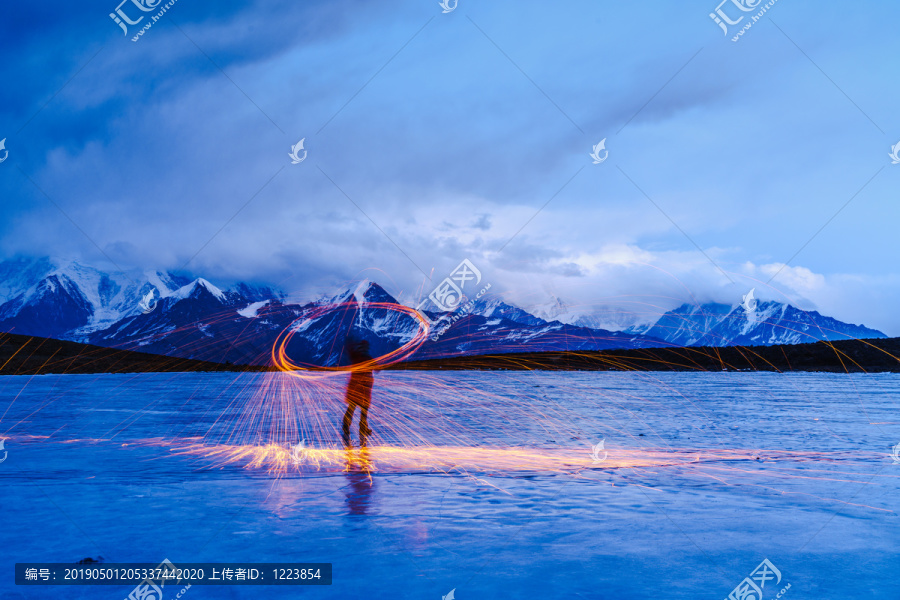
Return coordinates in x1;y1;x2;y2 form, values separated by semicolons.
1;371;898;599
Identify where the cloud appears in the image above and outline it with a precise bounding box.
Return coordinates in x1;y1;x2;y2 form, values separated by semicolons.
1;0;898;334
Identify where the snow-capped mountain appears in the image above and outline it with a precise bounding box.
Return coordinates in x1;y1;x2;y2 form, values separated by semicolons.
83;276;663;365
88;276;292;364
0;257;888;366
0;273;94;339
417;312;663;359
627;301;887;347
464;297;546;326
529;295;571;323
525;295;659;332
0;258;670;365
0;258;188;339
0;257;281;345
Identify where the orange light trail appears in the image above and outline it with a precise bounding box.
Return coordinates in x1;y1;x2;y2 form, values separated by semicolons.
3;284;897;519
270;301;431;377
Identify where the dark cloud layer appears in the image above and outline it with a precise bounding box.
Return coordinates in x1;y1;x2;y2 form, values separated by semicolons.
1;0;899;332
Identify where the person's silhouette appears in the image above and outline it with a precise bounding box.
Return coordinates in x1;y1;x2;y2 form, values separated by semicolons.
341;337;374;446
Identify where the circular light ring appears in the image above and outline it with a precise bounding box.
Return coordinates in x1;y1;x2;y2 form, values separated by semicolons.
271;302;431;378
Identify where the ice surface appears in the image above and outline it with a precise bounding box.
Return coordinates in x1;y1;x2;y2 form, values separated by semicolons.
1;371;898;599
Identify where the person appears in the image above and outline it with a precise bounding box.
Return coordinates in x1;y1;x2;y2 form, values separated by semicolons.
341;336;374;446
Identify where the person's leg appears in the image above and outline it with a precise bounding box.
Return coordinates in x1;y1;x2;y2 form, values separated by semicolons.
358;372;374;440
342;404;355;446
359;405;371;444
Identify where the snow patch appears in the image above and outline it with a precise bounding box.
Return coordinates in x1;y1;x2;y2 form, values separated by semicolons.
238;300;269;318
172;278;227;302
353;279;374;304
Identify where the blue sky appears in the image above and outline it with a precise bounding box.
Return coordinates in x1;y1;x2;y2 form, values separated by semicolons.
1;0;899;332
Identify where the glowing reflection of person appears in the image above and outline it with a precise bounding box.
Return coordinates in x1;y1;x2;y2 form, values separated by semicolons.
341;337;374;447
344;446;375;516
344;469;375;516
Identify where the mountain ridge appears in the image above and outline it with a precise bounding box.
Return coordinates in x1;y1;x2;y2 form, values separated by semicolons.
627;300;885;347
0;257;886;365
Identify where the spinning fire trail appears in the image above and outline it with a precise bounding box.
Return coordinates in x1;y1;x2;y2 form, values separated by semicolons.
0;294;888;516
123;299;892;521
181;299;607;474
